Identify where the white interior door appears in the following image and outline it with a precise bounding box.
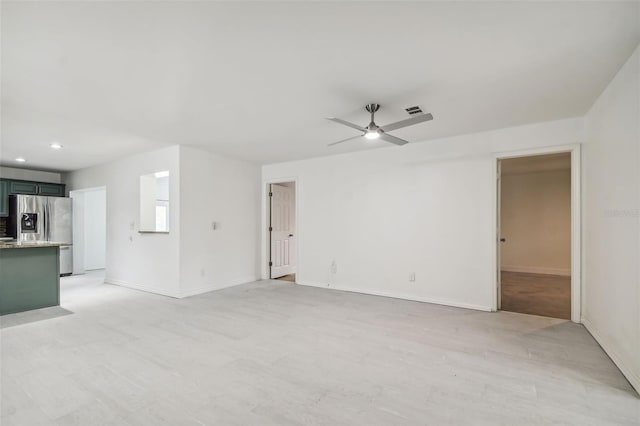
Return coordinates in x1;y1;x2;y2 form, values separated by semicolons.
497;160;502;310
270;183;296;278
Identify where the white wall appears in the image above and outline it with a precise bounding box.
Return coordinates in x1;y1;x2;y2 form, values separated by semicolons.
179;146;261;297
500;169;571;275
583;45;640;393
65;144;261;298
0;166;61;183
65;146;182;297
263;118;583;311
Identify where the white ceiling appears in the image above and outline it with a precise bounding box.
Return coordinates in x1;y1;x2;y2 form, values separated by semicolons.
1;1;639;171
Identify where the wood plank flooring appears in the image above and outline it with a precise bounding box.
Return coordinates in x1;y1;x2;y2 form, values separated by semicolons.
275;273;296;283
501;271;571;320
1;271;637;425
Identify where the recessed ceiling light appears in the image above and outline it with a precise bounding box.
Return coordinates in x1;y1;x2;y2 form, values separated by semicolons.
50;142;63;149
15;157;26;163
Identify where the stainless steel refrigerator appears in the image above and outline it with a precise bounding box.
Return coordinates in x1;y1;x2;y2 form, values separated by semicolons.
8;195;73;275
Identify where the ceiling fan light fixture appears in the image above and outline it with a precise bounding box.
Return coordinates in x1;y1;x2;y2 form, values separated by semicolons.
364;130;380;140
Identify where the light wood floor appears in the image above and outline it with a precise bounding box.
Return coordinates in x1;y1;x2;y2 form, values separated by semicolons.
275;273;296;283
501;271;572;320
1;272;637;425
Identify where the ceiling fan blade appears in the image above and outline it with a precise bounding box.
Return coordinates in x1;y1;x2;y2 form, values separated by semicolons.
379;132;409;146
327;117;366;132
380;113;433;133
328;134;363;146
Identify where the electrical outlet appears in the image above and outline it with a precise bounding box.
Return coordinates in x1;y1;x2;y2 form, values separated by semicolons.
409;272;416;282
330;261;337;274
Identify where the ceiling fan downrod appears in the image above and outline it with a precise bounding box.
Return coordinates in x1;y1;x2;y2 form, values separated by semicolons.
365;103;380;125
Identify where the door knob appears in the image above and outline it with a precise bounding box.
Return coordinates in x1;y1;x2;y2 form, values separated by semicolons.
288;234;294;237
500;238;506;242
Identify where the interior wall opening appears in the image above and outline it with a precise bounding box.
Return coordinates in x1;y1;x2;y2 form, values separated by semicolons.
69;186;107;276
498;152;572;319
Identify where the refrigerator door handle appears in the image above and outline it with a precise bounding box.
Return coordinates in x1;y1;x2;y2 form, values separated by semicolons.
44;200;50;241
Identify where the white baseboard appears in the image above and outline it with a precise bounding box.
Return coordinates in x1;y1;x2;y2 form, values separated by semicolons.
104;277;181;298
296;281;492;312
179;276;259;298
582;318;640;394
501;265;571;276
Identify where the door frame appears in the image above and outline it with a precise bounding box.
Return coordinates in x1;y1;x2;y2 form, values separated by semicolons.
492;144;581;323
261;177;299;281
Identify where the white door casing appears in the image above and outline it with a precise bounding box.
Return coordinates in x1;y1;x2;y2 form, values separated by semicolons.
270;183;296;278
492;144;581;323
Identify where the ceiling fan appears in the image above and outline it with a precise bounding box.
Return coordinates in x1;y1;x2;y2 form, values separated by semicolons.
327;103;433;146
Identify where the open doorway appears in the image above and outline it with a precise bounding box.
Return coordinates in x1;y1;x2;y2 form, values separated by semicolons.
267;181;296;282
69;187;106;275
498;153;572;319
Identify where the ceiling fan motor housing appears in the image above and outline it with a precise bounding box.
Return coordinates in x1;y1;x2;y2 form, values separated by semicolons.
365;103;380;113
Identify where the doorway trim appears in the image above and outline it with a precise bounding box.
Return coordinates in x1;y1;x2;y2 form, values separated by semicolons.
492;144;581;323
261;177;299;281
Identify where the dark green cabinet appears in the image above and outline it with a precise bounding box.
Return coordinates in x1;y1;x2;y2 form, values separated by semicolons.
0;181;8;217
38;183;65;197
9;181;38;195
0;246;60;315
0;179;66;217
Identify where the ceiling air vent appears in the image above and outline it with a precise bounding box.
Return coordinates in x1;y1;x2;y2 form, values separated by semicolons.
405;106;423;115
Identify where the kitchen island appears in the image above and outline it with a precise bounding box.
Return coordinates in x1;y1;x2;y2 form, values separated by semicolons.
0;241;63;315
